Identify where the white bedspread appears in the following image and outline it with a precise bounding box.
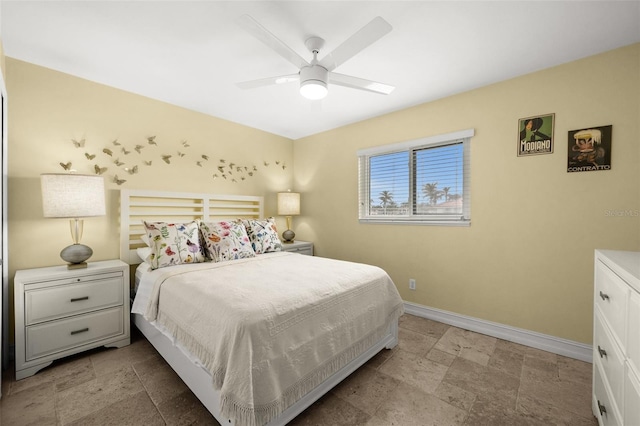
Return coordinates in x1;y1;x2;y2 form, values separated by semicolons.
135;252;403;426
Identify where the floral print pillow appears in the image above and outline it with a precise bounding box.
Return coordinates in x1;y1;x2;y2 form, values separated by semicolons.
143;221;206;269
242;217;282;254
199;221;256;262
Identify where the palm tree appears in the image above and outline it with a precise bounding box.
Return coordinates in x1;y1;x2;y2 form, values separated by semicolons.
379;190;394;214
422;182;442;206
442;186;451;202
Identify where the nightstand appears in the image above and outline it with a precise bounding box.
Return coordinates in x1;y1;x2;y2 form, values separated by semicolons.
14;260;131;379
282;240;314;256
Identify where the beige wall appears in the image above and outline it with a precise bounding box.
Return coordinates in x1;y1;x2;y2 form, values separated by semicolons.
6;59;293;327
293;44;640;345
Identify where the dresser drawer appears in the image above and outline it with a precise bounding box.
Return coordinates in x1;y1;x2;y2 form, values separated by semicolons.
628;289;640;377
594;310;625;408
25;275;124;325
26;306;124;361
624;367;640;426
595;260;629;348
593;361;622;426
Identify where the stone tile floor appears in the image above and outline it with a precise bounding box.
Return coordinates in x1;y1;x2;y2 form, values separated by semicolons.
0;314;597;425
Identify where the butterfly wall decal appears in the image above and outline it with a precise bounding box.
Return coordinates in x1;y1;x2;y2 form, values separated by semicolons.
134;145;144;154
202;155;209;161
196;161;203;167
161;155;172;164
85;153;96;160
126;165;138;175
60;161;72;170
121;147;130;155
144;160;152;166
147;136;157;145
114;158;124;166
103;148;113;156
113;175;126;185
112;139;121;146
94;164;107;175
181;140;190;148
72;138;85;148
177;151;185;157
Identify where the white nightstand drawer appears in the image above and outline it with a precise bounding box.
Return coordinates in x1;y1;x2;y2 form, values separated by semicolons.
25;275;124;325
595;260;629;348
594;310;625;408
26;306;124;361
282;241;313;256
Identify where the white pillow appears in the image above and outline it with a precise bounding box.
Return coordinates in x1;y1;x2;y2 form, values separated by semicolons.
136;246;152;263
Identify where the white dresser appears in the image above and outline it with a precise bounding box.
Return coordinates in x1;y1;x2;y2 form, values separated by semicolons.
593;250;640;426
14;260;130;379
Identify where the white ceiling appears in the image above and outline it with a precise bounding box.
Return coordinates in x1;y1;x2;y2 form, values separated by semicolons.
2;1;639;140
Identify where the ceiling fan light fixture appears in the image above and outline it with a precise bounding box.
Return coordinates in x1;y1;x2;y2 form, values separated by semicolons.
300;80;328;100
299;65;328;100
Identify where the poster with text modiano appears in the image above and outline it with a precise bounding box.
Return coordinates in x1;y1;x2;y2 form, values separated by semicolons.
518;114;554;156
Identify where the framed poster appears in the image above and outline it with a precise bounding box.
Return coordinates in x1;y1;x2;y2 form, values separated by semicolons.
567;125;612;172
518;113;554;156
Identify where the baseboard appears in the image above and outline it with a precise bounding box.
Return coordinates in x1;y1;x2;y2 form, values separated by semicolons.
403;302;592;363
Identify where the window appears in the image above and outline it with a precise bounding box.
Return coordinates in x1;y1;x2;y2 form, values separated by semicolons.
358;129;474;226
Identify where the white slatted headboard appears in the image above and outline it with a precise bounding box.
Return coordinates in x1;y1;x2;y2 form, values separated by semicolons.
120;189;264;264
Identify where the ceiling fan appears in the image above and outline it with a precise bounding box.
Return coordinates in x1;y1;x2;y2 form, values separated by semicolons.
236;14;395;100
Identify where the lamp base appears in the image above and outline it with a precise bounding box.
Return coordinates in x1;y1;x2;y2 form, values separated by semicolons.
60;243;93;268
67;262;88;270
282;229;295;244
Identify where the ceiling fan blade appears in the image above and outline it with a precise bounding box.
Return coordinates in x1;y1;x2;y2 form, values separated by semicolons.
319;16;392;72
328;72;395;95
236;74;299;89
237;14;309;70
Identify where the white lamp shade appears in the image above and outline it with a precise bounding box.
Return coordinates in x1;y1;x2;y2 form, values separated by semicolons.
277;192;300;215
41;174;106;218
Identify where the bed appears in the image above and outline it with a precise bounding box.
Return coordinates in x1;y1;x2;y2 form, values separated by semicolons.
121;189;403;426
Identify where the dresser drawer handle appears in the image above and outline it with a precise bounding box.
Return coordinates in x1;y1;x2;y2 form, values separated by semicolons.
599;291;610;301
70;328;89;335
597;345;607;358
70;296;89;302
597;400;607;416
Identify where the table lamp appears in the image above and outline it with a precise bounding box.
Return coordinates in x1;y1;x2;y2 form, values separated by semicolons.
277;191;300;243
41;173;106;268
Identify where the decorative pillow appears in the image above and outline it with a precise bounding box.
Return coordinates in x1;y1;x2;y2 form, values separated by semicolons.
242;217;282;254
143;221;206;269
199;220;256;262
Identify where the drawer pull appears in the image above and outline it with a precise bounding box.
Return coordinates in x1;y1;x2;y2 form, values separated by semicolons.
70;296;89;302
599;291;610;301
70;328;89;335
597;345;607;358
597;400;607;416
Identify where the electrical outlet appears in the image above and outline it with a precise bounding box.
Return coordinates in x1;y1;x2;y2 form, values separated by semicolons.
409;278;416;290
